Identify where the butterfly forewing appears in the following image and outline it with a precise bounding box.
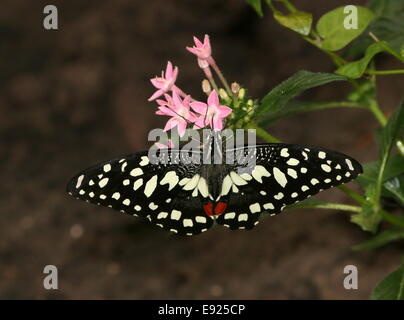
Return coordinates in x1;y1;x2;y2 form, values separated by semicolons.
66;150;214;235
215;143;363;230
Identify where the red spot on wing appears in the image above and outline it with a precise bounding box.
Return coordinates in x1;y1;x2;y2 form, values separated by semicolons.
214;202;227;216
203;202;213;216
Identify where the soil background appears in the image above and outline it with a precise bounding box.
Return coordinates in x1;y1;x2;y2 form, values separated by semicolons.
1;0;403;299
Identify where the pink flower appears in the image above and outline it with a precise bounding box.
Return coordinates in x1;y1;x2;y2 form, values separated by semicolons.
148;61;184;101
155;139;175;149
191;90;232;131
186;35;216;70
156;91;196;137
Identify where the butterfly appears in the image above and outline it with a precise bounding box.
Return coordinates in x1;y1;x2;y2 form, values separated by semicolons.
66;132;363;236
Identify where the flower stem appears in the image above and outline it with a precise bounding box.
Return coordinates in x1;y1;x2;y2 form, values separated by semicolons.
337;185;367;205
207;75;220;94
368;100;387;126
366;69;404;75
379;209;404;229
288;202;362;213
211;63;232;96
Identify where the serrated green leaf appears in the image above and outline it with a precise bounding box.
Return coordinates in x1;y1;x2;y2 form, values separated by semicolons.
254;71;346;119
246;0;263;17
371;265;404;300
273;11;312;36
336;42;386;78
317;6;374;51
353;229;404;250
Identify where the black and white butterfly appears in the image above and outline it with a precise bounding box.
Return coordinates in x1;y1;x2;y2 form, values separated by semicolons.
67;131;362;236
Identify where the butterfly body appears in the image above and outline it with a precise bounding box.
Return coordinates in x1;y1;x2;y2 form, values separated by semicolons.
67;140;362;235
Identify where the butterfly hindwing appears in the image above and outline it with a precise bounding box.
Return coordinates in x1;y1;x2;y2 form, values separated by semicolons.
215;143;363;230
67;150;214;235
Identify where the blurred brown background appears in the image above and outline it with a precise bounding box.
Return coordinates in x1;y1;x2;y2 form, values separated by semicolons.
1;0;403;299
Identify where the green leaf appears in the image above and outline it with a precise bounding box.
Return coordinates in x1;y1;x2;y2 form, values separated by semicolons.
384;176;404;206
347;0;404;58
355;101;404;232
369;0;404;54
371;265;404;300
317;6;375;51
351;184;383;233
336;42;386;78
254;71;346;119
356;154;404;188
246;0;263;17
353;229;404;250
273;11;312;36
380;101;404;159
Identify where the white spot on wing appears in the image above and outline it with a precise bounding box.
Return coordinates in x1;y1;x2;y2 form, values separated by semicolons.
183;219;193;227
280;148;289;157
287;168;297;179
287;158;299;166
133;178;143;191
273;167;287;187
171;210;181;220
130;168;143;177
252;165;271;183
139;156;149;167
224;212;235;220
230;171;248;186
345;159;354;171
157;212;168;219
98;177;109;188
149;202;158;210
221;175;233;196
183;174;200;191
197;177;209;197
321;164;331;172
249;203;261;213
76;175;84;189
196;216;207;223
144;175;158;197
238;214;248;222
160;171;179;191
311;178;319;185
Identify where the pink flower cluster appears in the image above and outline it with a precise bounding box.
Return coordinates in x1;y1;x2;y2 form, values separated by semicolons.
148;35;232;142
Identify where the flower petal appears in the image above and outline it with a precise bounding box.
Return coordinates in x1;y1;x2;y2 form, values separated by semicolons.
193;36;203;47
177;120;188;137
218;105;232;117
190;101;207;114
207;90;220;107
165;61;173;79
212;115;224;131
148;89;164;101
164;118;178;131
